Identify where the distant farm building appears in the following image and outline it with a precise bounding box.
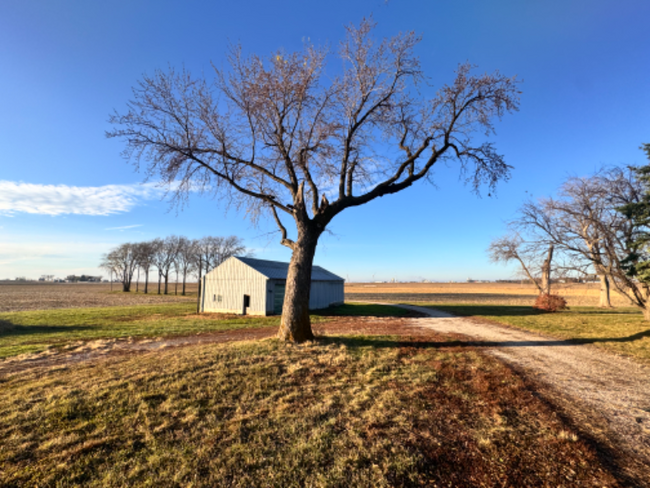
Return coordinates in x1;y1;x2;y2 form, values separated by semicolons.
200;256;344;315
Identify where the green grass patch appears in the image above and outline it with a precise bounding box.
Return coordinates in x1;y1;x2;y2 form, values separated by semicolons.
0;336;616;487
0;303;277;359
0;303;413;359
425;304;650;362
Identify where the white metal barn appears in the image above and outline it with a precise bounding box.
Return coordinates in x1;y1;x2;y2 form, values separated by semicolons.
200;256;344;315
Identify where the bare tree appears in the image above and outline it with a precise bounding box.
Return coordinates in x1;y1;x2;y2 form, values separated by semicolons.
175;236;196;296
100;243;138;292
517;193;613;307
488;234;555;295
108;19;520;341
592;169;650;317
506;166;650;317
515;168;642;309
192;235;248;307
134;240;157;294
156;236;181;294
192;236;247;277
207;236;247;271
149;238;166;294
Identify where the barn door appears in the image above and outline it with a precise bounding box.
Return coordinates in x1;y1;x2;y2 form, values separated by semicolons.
273;283;285;315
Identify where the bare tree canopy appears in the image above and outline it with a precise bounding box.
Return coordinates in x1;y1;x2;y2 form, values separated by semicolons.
100;243;138;292
487;234;555;295
193;236;247;275
108;19;521;341
100;235;248;297
493;157;650;318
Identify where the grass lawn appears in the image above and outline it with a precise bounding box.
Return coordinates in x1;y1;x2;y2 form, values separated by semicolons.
0;302;413;359
425;304;650;362
0;336;617;487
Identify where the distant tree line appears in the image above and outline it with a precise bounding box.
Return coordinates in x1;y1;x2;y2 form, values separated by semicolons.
489;144;650;318
65;275;102;283
100;236;247;294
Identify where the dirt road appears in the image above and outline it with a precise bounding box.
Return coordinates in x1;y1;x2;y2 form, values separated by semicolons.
397;304;650;483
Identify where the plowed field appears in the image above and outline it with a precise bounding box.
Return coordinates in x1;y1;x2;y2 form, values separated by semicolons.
345;281;627;307
0;282;196;312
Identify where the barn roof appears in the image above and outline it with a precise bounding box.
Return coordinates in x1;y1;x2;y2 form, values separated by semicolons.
234;256;344;281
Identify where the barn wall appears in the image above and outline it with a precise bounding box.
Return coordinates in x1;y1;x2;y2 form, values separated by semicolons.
201;259;268;315
309;280;345;310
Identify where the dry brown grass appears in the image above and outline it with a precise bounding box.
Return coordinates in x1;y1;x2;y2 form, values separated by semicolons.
0;333;620;487
0;282;197;312
346;282;630;307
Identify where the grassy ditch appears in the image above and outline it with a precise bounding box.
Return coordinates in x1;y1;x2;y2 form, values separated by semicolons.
0;335;617;487
0;302;413;359
426;304;650;362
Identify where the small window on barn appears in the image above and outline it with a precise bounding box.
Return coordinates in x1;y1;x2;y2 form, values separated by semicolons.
213;294;216;302
218;295;222;302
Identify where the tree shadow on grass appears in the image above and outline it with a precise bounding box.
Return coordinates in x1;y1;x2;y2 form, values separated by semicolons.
312;303;420;318
0;320;92;337
422;304;548;317
424;304;641;318
317;329;650;350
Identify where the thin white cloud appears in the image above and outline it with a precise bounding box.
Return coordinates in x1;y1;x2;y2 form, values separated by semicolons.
104;224;143;231
0;239;111;279
0;181;161;216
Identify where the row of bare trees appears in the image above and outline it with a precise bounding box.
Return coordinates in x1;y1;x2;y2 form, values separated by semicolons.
488;163;650;317
100;236;247;294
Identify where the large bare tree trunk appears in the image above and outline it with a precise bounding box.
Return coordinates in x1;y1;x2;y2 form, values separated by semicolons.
144;269;149;294
278;228;319;342
540;245;554;295
597;272;612;308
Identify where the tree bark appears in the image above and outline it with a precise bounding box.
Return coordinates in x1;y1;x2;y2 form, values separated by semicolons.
597;272;612;308
278;227;319;342
540;245;554;295
122;274;131;292
144;269;149;294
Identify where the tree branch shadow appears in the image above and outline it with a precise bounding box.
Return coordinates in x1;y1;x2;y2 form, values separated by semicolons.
0;320;92;337
317;328;650;350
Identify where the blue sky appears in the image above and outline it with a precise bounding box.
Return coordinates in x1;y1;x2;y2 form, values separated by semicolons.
1;0;649;281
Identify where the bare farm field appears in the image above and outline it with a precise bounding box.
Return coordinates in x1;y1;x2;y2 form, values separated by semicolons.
0;282;197;313
345;281;630;307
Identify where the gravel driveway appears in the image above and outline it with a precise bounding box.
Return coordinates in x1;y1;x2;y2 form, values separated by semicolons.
396;304;650;484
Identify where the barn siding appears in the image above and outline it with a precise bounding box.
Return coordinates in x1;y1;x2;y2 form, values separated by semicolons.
202;258;268;315
200;257;345;316
309;281;344;309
